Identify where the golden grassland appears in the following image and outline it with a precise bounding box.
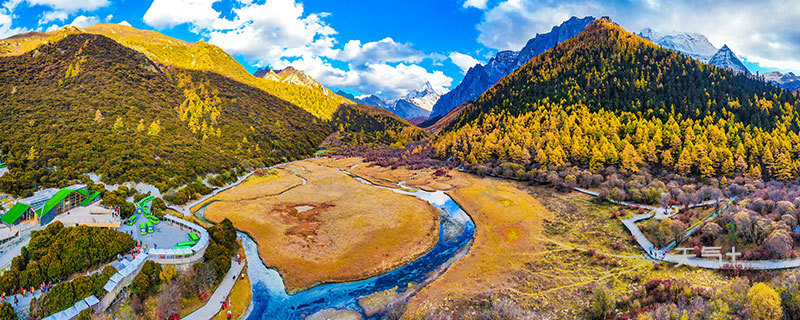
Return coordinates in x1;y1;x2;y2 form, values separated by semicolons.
310;157;728;318
317;157;469;192
203;159;440;292
401;172;556;318
194;169;303;211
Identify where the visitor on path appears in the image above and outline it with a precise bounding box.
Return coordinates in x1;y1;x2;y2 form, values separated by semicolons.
227;310;232;319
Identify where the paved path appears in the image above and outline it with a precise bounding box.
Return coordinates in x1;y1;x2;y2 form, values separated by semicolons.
169;172;255;216
0;234;30;270
183;259;245;320
573;187;724;220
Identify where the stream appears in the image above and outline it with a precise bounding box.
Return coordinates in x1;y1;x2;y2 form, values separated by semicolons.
221;166;476;319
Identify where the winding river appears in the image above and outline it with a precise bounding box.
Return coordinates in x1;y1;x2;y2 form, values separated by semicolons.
213;166;476;319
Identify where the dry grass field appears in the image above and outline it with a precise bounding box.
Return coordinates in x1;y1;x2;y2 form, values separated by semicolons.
203;159;440;292
318;157;469;192
401;173;556;318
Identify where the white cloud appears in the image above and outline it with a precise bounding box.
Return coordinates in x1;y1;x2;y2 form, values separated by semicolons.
0;11;27;38
68;15;98;28
289;55;451;99
204;0;336;66
12;0;109;12
38;10;67;24
142;0;449;99
463;0;488;10
449;52;481;73
337;38;426;66
143;0;236;30
475;0;800;74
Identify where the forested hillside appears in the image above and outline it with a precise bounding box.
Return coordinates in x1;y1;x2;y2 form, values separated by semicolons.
0;24;351;119
329;103;427;147
0;33;332;196
436;18;800;181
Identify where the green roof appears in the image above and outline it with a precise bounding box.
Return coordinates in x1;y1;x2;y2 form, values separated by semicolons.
75;189;90;196
1;203;30;224
80;191;101;206
37;188;76;217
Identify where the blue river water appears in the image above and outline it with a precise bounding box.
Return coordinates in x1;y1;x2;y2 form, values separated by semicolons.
236;172;476;319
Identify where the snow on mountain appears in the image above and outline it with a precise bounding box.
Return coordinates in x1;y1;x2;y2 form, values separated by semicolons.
254;66;337;97
429;16;595;119
404;82;445;112
763;71;800;93
639;29;751;75
336;82;443;120
638;28;718;62
708;45;752;75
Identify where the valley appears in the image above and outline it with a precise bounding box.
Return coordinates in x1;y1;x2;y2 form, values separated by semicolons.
0;3;800;320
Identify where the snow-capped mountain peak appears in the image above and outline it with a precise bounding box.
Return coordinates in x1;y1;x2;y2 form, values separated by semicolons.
336;82;445;120
638;28;717;62
708;44;752;75
403;82;443;112
763;71;800;93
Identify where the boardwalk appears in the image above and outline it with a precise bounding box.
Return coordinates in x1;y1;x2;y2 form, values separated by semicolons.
578;187;800;270
183;259;245;320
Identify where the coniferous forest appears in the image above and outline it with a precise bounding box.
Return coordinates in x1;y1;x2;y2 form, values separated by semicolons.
437;18;800;182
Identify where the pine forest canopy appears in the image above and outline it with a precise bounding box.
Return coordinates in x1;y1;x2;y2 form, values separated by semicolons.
436;17;800;181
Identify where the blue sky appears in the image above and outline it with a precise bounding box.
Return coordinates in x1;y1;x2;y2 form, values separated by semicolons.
1;0;799;99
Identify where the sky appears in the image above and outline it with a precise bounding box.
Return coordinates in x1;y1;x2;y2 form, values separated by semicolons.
1;0;799;100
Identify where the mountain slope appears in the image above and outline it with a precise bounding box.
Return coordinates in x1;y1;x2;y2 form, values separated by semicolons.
0;33;336;196
429;16;595;119
436;18;800;181
0;23;350;120
763;71;800;93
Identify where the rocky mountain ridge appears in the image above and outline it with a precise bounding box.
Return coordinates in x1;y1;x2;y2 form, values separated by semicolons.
429;16;596;120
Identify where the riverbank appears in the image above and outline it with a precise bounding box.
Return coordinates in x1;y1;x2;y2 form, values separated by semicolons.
203;158;440;292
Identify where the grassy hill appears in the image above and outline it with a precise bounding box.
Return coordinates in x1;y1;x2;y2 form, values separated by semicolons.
0;33;333;196
0;23;351;120
436;18;800;181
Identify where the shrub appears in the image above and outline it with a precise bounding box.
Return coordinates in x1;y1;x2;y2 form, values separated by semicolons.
747;283;782;320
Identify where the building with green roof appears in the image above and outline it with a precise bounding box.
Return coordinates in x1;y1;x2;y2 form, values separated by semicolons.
0;184;103;226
